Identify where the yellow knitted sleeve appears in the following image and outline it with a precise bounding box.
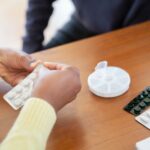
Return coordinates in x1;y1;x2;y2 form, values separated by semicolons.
0;98;57;150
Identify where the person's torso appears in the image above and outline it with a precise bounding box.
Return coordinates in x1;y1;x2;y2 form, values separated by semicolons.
72;0;150;33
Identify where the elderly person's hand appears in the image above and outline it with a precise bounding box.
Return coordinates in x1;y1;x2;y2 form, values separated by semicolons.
0;49;37;86
32;62;81;112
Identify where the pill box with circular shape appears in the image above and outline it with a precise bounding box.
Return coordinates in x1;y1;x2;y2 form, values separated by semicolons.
88;61;131;98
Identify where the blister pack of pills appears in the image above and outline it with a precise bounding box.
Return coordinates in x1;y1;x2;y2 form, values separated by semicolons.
124;87;150;116
135;109;150;130
3;64;44;110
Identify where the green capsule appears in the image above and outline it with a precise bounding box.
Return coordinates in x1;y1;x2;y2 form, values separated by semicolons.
147;87;150;92
143;91;148;97
134;107;141;115
139;102;146;109
138;95;144;100
144;98;150;105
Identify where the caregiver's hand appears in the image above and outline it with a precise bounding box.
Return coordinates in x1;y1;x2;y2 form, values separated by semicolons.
32;62;81;112
0;49;36;86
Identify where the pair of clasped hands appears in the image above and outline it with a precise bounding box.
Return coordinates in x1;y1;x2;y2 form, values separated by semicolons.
0;49;81;112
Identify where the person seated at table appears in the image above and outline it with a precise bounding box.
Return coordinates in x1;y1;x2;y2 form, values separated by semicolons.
23;0;150;53
0;49;81;150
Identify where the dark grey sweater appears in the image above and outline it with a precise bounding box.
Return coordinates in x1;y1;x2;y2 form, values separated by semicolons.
23;0;150;53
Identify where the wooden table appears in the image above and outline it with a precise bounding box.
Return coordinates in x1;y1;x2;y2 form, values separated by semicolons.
0;22;150;150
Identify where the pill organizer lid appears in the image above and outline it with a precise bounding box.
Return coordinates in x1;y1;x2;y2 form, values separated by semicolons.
88;61;131;98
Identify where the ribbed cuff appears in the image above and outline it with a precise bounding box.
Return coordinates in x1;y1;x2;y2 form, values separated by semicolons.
9;98;57;141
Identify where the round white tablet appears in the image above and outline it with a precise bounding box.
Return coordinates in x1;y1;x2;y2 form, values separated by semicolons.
15;86;23;93
88;61;131;98
7;92;16;99
22;79;32;87
14;99;22;107
29;73;37;80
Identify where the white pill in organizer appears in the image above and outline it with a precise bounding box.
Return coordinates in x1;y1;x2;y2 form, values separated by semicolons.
135;109;150;129
3;64;44;110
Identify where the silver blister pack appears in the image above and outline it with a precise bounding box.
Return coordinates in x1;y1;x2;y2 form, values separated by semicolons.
3;64;44;110
135;108;150;129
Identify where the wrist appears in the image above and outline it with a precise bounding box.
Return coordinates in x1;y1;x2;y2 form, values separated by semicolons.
31;94;59;113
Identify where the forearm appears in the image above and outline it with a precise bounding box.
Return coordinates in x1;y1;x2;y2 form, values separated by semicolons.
23;0;55;53
0;98;57;150
0;49;6;69
0;49;5;61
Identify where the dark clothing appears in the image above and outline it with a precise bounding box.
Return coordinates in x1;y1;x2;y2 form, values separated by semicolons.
23;0;150;53
44;15;95;49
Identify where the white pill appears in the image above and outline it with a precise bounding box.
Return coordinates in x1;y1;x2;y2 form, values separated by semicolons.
15;86;22;93
29;73;37;80
14;99;22;107
22;93;30;100
22;79;32;87
7;92;16;99
140;116;149;124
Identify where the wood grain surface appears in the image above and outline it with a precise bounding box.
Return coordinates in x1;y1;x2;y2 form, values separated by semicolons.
0;21;150;150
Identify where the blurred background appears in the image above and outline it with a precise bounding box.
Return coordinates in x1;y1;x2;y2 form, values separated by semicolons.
0;0;75;51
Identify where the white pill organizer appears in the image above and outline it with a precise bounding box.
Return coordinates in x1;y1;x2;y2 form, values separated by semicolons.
3;64;44;110
135;108;150;129
88;61;131;98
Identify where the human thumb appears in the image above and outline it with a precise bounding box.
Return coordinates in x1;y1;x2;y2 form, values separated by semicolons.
20;55;35;71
